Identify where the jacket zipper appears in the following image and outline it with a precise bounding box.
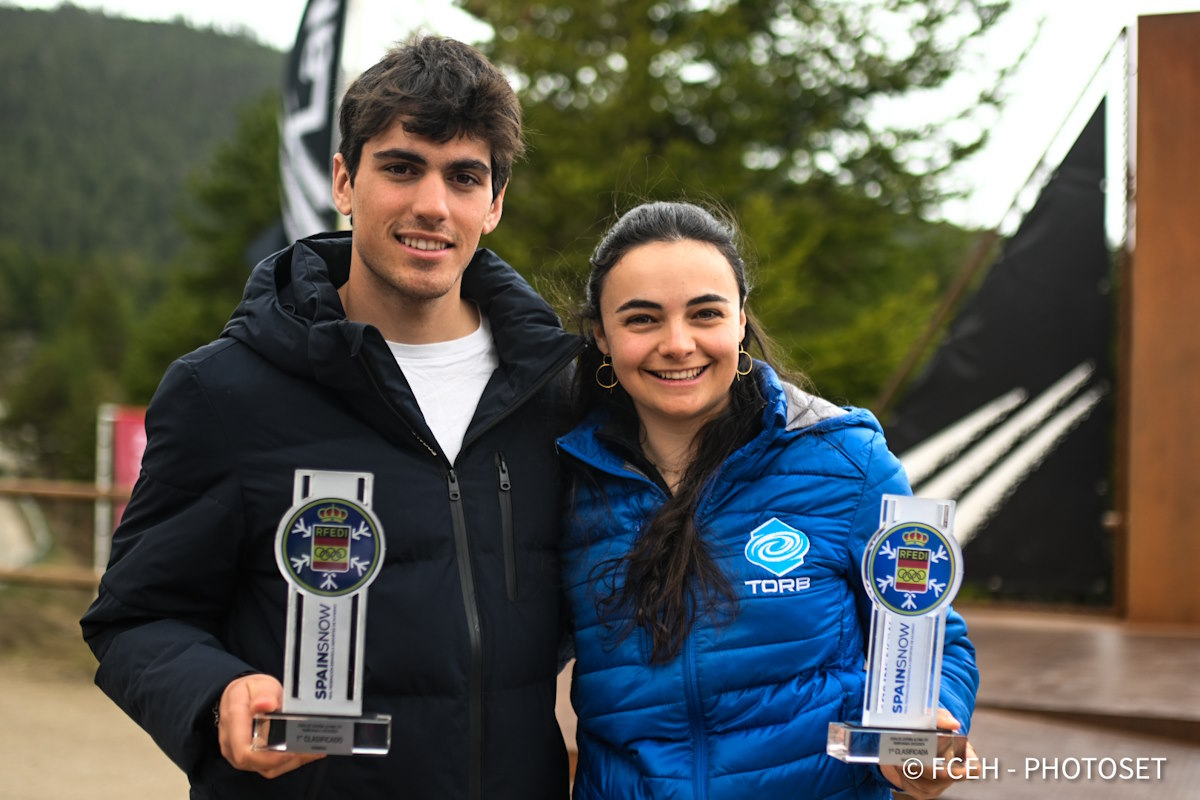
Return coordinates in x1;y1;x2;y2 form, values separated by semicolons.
448;469;484;800
495;452;517;602
683;633;708;799
358;358;440;458
360;342;579;800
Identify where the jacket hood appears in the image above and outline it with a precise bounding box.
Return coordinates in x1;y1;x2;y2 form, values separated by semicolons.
223;231;579;386
558;362;884;478
221;232;352;380
220;232;581;455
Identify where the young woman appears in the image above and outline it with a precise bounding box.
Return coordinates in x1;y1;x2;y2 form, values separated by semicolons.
557;202;978;799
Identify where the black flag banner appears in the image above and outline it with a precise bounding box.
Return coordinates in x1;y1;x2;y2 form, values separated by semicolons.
281;0;349;243
886;102;1113;603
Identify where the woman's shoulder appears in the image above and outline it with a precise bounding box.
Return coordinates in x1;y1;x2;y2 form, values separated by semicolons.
763;379;900;481
769;377;883;438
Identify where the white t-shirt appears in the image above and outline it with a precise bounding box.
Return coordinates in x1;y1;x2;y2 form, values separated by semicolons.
386;314;499;464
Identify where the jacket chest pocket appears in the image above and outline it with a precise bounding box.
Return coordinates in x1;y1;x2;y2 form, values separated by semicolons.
491;447;566;605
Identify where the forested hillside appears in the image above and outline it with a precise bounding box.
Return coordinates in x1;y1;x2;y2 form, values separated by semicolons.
0;6;284;477
0;1;1006;481
0;5;283;262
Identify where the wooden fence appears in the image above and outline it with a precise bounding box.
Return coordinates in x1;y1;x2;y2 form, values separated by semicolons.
0;478;131;590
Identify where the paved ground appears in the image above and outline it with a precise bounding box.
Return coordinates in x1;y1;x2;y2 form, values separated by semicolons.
945;607;1200;799
943;708;1200;799
4;601;1200;798
966;606;1200;726
0;659;189;799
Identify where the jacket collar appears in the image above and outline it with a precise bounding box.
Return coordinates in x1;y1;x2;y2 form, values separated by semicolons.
558;364;863;479
223;232;582;452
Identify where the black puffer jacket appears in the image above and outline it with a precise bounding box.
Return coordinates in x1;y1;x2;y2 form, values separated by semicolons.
81;233;582;799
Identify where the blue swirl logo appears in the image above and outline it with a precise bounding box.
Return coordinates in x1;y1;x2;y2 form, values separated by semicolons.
744;518;810;577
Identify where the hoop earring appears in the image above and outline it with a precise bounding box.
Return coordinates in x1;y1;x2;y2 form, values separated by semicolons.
736;348;754;380
595;354;619;390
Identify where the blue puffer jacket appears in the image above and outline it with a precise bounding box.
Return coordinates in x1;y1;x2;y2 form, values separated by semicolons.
557;365;978;800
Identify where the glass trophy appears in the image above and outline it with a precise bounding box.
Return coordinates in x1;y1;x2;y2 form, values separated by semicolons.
252;469;392;756
827;494;967;766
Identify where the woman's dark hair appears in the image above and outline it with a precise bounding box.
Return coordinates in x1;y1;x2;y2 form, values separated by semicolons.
574;201;791;663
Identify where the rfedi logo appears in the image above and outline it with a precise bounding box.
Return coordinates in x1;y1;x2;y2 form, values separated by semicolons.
743;518;811;595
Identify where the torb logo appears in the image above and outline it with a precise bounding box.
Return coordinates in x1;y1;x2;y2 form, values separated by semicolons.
744;518;810;577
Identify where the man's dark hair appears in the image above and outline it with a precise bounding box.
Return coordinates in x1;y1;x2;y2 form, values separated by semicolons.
337;35;525;198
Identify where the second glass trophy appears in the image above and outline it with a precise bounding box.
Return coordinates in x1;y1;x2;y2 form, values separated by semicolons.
827;494;967;766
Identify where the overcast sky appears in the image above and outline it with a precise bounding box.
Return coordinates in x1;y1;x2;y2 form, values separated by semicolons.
6;0;1199;232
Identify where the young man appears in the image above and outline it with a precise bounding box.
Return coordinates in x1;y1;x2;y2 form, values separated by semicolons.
81;36;580;799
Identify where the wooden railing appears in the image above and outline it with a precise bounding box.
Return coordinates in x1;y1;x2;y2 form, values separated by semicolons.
0;478;132;590
0;478;131;502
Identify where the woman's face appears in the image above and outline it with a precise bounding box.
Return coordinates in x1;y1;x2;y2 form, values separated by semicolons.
595;239;747;436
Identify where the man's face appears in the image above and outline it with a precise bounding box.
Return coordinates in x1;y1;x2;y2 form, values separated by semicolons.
332;119;505;306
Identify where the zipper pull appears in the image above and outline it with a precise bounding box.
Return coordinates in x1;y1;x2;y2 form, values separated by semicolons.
447;469;461;501
496;454;511;491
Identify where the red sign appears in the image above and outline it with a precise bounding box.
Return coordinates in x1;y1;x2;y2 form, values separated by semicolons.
111;406;147;528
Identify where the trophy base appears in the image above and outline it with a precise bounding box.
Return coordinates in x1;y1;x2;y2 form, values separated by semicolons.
252;712;392;756
826;722;967;765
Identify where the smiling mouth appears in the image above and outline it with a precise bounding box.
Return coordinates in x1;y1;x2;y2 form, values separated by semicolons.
648;366;707;381
398;235;451;252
